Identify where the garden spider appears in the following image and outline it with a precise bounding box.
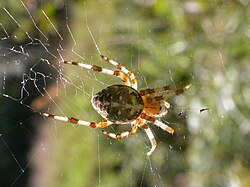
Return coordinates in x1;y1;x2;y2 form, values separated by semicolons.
41;55;191;156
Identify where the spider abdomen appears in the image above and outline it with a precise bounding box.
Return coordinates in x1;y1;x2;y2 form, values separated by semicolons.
91;84;144;123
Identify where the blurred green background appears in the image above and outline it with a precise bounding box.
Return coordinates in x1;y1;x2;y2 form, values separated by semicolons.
0;0;250;187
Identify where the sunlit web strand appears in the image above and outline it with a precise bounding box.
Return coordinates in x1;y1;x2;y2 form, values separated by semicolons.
41;10;64;51
0;23;10;38
84;2;101;55
66;24;86;61
20;0;48;42
3;7;33;42
0;135;24;173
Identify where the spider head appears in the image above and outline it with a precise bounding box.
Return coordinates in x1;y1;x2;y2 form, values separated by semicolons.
91;94;109;120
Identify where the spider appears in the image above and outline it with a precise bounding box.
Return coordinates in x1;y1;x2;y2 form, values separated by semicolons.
41;55;191;156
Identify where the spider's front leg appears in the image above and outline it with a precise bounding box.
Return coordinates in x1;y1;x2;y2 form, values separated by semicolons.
139;85;173;96
157;84;192;101
41;112;112;128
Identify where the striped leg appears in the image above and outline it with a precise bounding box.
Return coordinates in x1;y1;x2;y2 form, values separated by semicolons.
137;119;157;156
101;121;138;139
143;84;192;103
139;85;173;96
100;55;138;89
158;84;192;101
41;112;113;128
140;113;174;134
64;61;131;86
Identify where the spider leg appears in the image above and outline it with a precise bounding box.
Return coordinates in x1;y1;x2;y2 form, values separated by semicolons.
101;121;138;139
137;118;157;156
141;84;191;117
153;84;192;102
41;112;113;128
64;61;131;86
140;112;174;134
140;85;173;96
100;55;138;89
102;118;157;156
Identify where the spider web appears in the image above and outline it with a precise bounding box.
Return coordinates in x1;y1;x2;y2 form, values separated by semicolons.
1;1;250;187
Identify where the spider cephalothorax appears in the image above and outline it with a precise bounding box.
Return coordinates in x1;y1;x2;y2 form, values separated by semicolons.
42;55;191;156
